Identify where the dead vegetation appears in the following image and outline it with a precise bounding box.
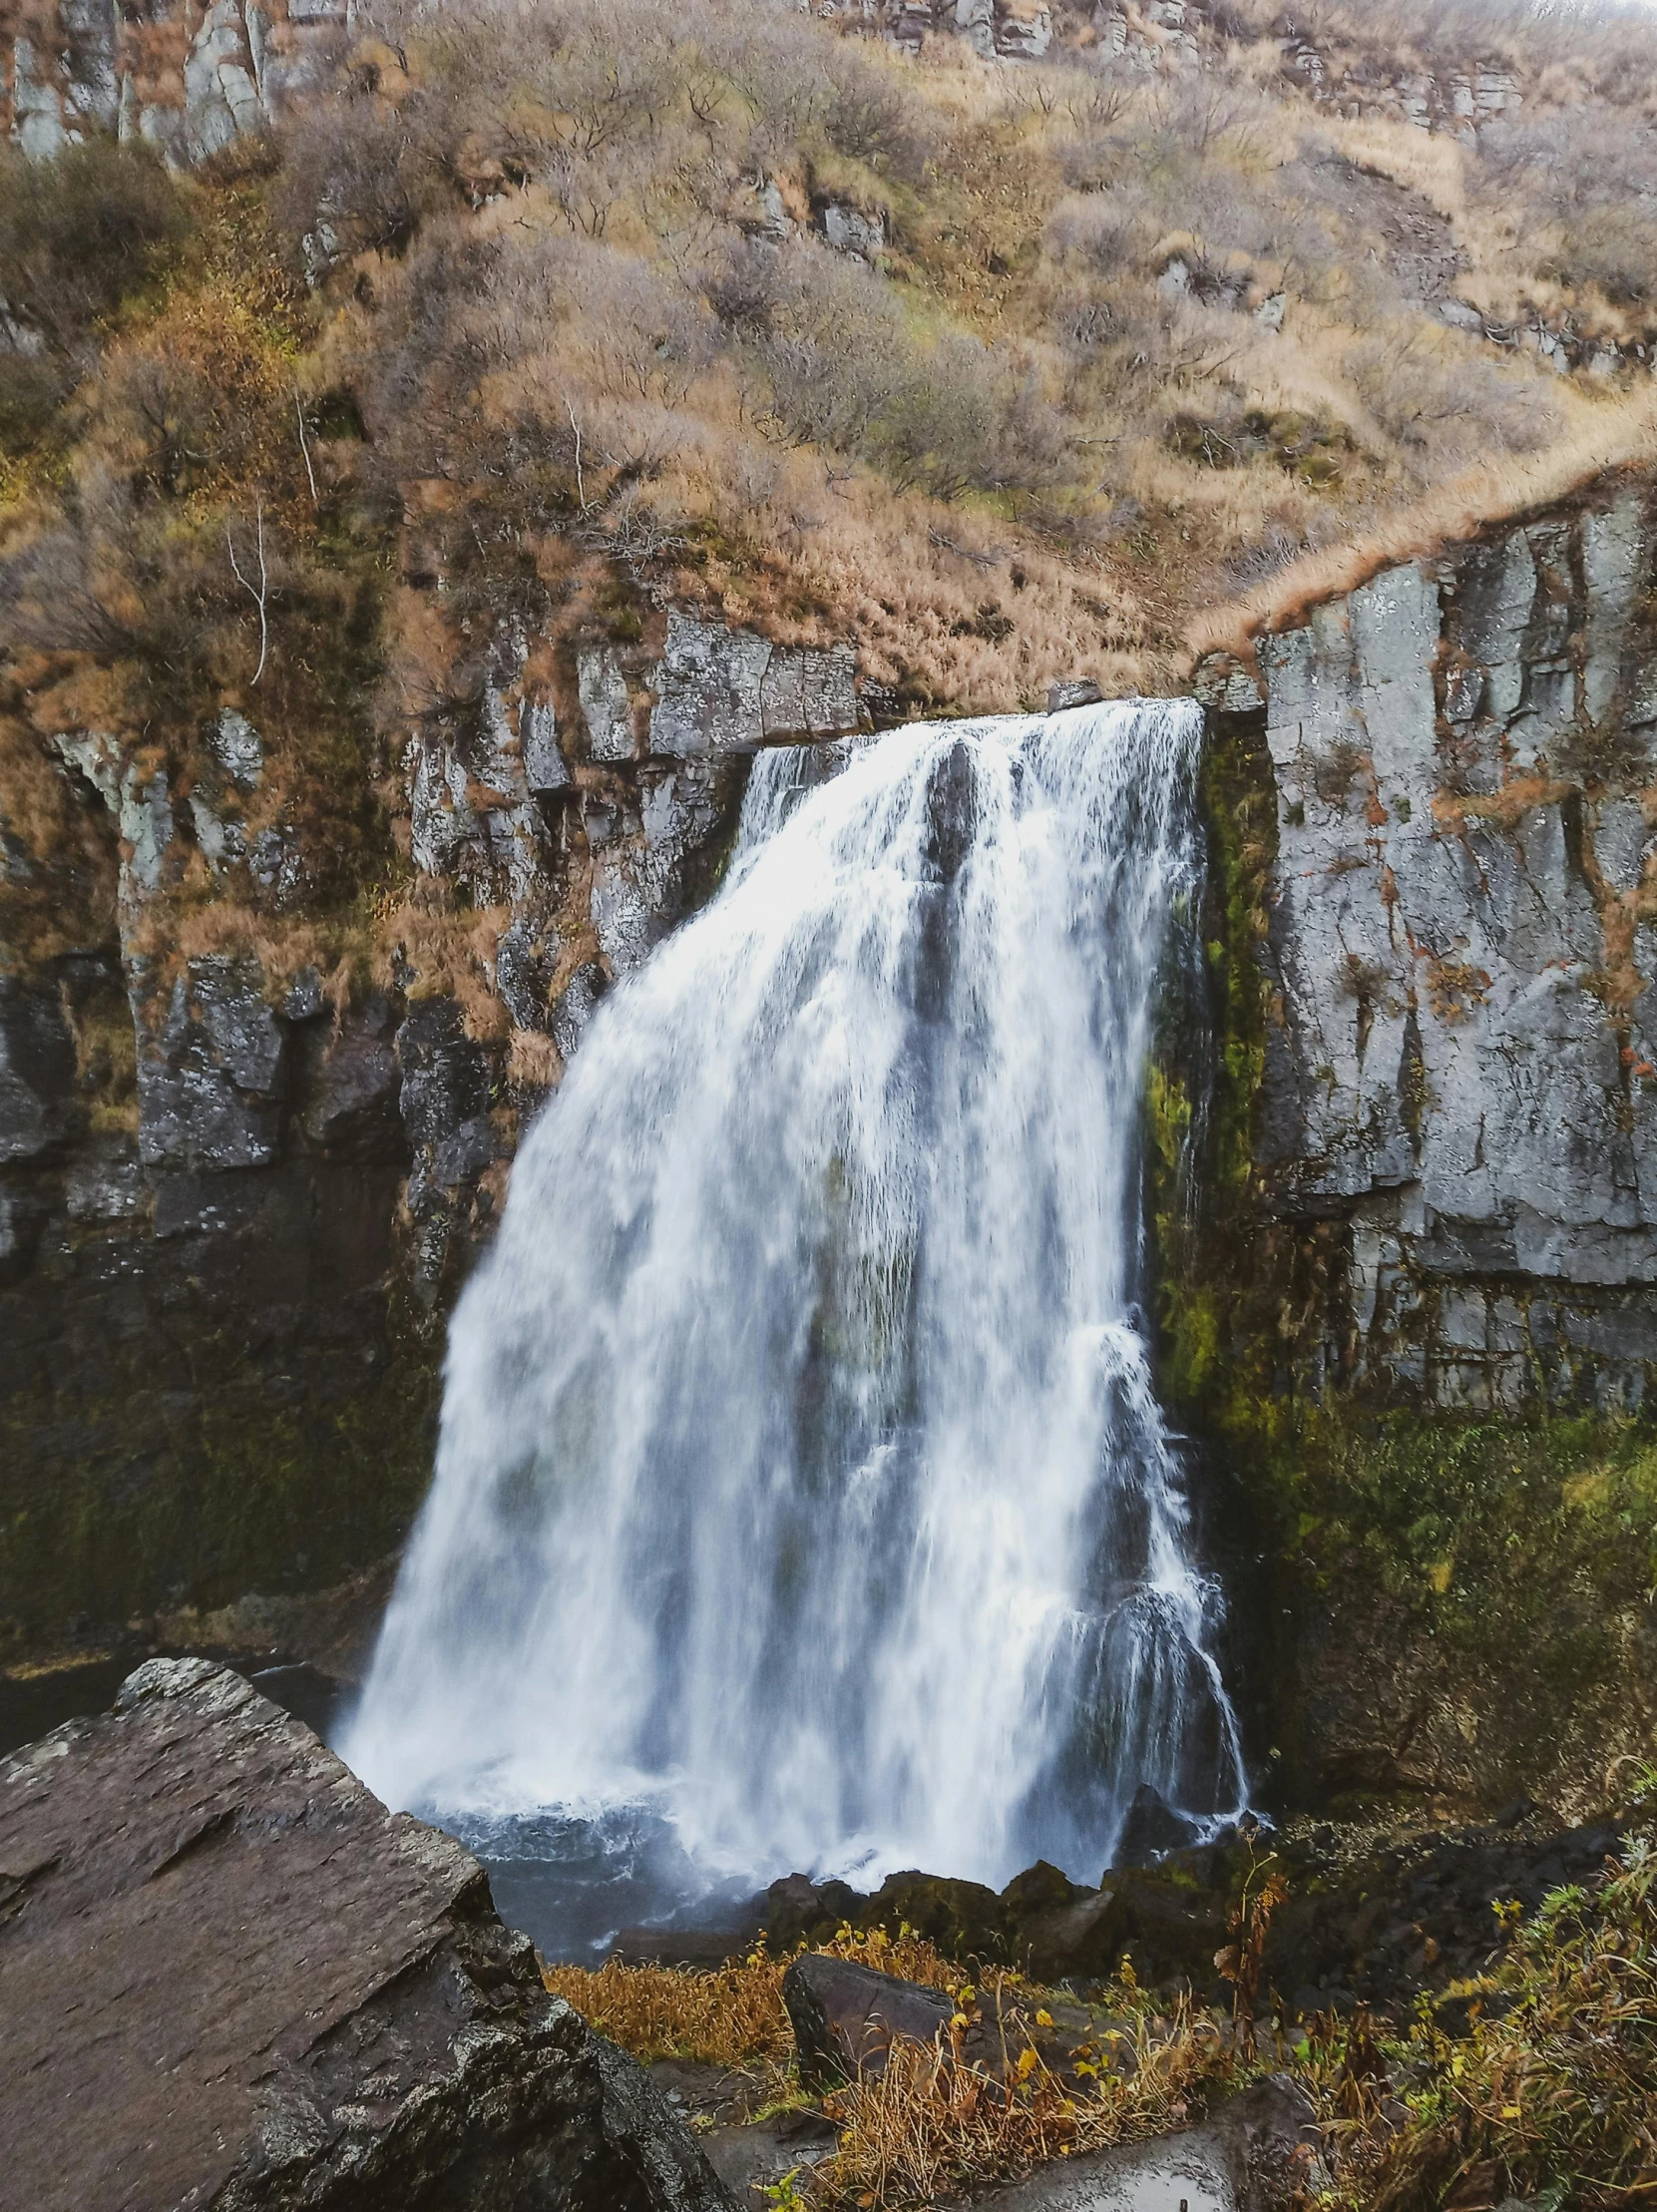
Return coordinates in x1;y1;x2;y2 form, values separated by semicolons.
4;0;1657;996
546;1818;1657;2212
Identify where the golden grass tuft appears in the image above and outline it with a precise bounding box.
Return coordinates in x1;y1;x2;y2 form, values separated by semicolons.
1184;382;1657;666
541;1925;981;2072
543;1947;795;2070
813;2001;1230;2211
1318;113;1466;222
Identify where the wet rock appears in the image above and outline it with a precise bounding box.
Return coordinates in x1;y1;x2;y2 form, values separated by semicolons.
701;2106;839;2206
764;1870;866;1950
978;2077;1318;2212
552;961;608;1063
923;737;978;883
298;991;405;1163
0;975;78;1164
1048;678;1104;712
0;1657;735;2212
783;1953;958;2086
860;1866;1007;1958
134;955;291;1171
1114;1782;1202;1866
396;995;499;1192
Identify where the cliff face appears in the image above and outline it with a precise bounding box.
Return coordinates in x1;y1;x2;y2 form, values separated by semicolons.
0;0;344;164
0;611;860;1662
1188;480;1657;1824
0;0;1060;162
1204;484;1657;1411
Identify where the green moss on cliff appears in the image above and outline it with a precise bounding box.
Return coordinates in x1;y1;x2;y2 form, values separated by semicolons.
0;1325;438;1660
1153;710;1657;1817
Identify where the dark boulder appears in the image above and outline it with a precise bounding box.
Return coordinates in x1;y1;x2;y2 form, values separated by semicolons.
763;1869;870;1951
0;1657;735;2212
859;1867;1008;1959
1114;1782;1203;1867
782;1952;958;2087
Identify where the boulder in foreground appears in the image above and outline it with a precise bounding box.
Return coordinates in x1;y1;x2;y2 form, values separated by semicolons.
0;1658;734;2212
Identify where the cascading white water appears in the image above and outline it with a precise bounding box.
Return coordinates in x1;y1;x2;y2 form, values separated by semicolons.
343;699;1248;1902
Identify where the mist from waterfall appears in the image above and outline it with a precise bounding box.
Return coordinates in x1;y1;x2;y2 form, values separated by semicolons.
343;699;1248;1900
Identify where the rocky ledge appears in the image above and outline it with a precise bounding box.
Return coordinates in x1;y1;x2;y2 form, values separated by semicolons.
0;1657;734;2212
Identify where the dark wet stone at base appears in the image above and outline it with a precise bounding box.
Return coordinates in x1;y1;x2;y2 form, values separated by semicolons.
0;1657;736;2212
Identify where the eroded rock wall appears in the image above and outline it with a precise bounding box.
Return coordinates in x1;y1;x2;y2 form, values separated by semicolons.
1186;480;1657;1822
1201;483;1657;1413
1;0;344;164
0;611;861;1659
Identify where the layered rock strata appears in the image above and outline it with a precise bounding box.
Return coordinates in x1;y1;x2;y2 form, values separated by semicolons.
0;1655;735;2212
1199;482;1657;1412
0;612;861;1656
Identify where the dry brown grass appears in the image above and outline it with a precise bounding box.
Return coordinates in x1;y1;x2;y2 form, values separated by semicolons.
543;1946;795;2069
542;1924;981;2071
1185;380;1657;664
1317;114;1467;222
545;1925;1237;2210
812;2000;1230;2212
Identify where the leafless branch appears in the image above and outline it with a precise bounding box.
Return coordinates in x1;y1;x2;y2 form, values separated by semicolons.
226;494;269;686
294;391;319;506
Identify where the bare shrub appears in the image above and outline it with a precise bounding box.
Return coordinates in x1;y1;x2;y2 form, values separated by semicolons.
272;94;442;264
1348;326;1560;463
0;139;189;361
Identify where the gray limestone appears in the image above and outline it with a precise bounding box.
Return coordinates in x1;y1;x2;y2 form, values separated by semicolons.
134;955;290;1171
1207;485;1657;1406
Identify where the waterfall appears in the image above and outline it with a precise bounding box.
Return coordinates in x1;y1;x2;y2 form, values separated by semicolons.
343;699;1248;1905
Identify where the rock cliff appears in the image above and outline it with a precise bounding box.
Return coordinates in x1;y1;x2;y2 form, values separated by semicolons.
1188;475;1657;1821
0;0;1547;166
1200;481;1657;1411
0;610;860;1660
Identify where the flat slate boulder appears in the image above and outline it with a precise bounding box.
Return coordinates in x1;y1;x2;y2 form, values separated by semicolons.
783;1953;959;2086
0;1658;734;2212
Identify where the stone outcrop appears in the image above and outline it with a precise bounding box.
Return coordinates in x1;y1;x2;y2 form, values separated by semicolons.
978;2080;1318;2212
0;0;1545;180
1199;483;1657;1412
2;0;346;165
0;1655;735;2211
395;613;860;1273
1;610;862;1659
783;1953;958;2086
